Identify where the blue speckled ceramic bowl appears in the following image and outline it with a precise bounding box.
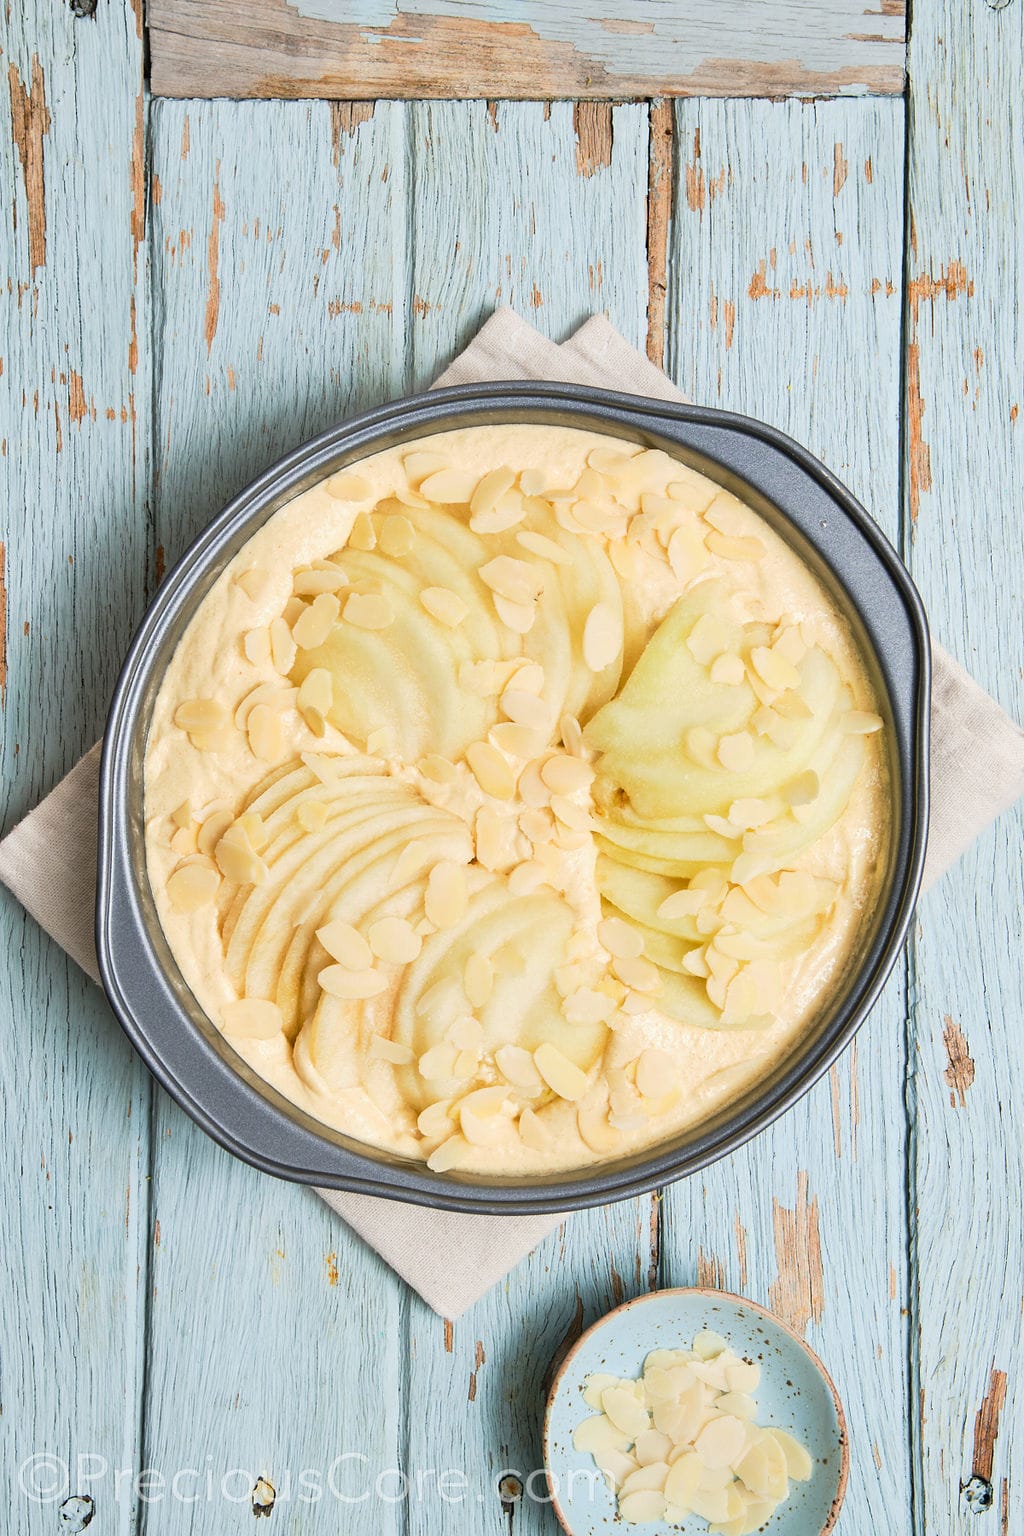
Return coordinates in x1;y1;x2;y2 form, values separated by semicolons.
544;1288;848;1536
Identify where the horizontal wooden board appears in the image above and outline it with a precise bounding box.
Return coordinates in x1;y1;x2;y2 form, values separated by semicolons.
149;0;906;101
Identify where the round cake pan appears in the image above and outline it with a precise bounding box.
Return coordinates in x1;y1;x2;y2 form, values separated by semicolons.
96;382;930;1214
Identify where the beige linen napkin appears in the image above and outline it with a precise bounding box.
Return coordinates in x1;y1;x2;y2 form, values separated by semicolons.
2;310;1023;1318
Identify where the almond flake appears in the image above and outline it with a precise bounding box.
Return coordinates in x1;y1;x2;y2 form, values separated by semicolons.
235;811;268;850
425;861;468;928
174;698;227;733
515;529;572;565
844;709;884;735
635;1048;677;1098
166;862;220;912
348;511;377;551
317;919;373;969
491;722;545;758
470;493;525;534
459;660;504;696
268;616;296;674
682;947;710;978
493;593;536;633
292;564;348;597
378;514;414;556
243;627;272;667
612;955;661;993
420;586;468;627
518;757;552;807
469;465;517;518
560;714;584;756
419;468;478;503
709;652;746;686
507;860;548;895
498;689;546;733
426;1134;472;1172
292;592;340;649
657;888;706;920
550;794;592;831
495;1044;542;1091
368;916;421;964
582;602;623;672
598;916;644;960
318;964;387;999
727;797;772;829
196;809;234;857
750;644;801;691
717;731;755;773
417;1099;454;1139
222;999;283;1040
247;703;285;762
297;665;332;723
368;1035;415;1065
326;472;372;501
464;953;494;1008
297;800;328;832
534;1042;589;1101
563;988;615;1026
214;828;268;885
403;450;449;485
686;613;730;666
540;754;594;796
236;568;272;602
519;808;554;843
169;832;197;860
419;1041;459;1079
343;592;393;630
466;740;516;800
667;525;709;583
475;806;511;871
479;555;543;605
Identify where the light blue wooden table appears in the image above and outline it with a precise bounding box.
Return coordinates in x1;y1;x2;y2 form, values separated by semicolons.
2;3;1021;1532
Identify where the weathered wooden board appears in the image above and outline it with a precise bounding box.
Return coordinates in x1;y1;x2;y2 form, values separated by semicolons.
658;97;912;1533
904;1;1024;1529
401;100;658;1536
0;3;152;1532
139;98;410;1534
148;0;906;102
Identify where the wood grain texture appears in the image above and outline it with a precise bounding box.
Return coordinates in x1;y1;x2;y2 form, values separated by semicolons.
148;0;906;101
399;101;659;1536
140;99;410;1534
904;1;1024;1529
659;97;912;1533
0;3;152;1532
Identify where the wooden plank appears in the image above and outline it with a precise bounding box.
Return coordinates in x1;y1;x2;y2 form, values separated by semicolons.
139;99;410;1533
401;100;659;1536
659;97;912;1532
148;0;905;102
904;2;1024;1529
0;2;152;1531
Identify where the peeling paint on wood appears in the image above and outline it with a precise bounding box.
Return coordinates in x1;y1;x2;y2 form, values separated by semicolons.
941;1015;975;1106
0;541;6;706
573;102;614;178
971;1367;1008;1484
7;55;50;275
645;101;673;367
203;168;225;353
148;0;906;101
768;1172;825;1336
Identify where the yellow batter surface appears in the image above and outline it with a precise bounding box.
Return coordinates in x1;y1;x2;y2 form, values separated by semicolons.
144;425;888;1174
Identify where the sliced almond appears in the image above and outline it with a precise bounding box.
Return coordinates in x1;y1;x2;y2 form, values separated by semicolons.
475;805;512;871
750;644;801;692
269;616;297;674
517;1106;551;1150
493;593;536;633
236;568;271;602
479;555;543;605
214;828;267;885
403;450;449;485
466;741;517;800
657;888;706;920
667;525;709;583
377;513;414;557
418;1041;459;1080
686;613;730;666
174;698;227;734
540;754;594;796
426;1134;472;1172
166;862;220;912
235;811;267;850
598;915;644;960
563;988;616;1026
293;564;347;596
559;713;585;756
318;964;387;999
196;808;234;857
534;1042;589;1101
419;468;478;504
348;511;377;550
247;703;285;762
325;471;372;501
549;794;592;831
425;861;468;928
717;731;755;772
417;1099;454;1139
222;998;283;1040
582;602;623;672
420;753;458;784
343;592;393;630
495;1044;542;1091
243;627;272;667
420;585;468;627
727;796;772;829
316;919;373;969
367;916;421;964
844;709;884;734
297;800;328;832
706;530;766;561
500;687;548;731
490;722;545;759
507;860;548;895
612;955;661;993
464;953;494;1008
292;592;340;649
635;1048;678;1099
709;652;746;686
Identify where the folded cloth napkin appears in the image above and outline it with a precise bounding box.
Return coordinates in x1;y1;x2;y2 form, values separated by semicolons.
2;310;1023;1318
